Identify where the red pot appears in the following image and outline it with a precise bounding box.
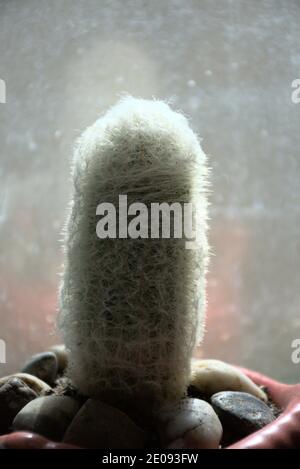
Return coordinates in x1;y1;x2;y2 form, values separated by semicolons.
0;367;299;449
227;367;300;449
0;431;78;449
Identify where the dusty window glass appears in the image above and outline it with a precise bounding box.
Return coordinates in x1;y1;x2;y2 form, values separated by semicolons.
0;0;300;383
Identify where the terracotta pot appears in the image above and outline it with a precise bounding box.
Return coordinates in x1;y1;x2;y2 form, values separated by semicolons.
227;367;300;449
0;431;78;449
0;367;299;449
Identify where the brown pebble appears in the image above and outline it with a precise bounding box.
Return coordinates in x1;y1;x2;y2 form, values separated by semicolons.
0;377;38;434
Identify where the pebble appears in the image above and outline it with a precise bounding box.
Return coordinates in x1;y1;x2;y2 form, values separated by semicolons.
211;391;275;437
0;377;38;434
13;395;81;441
50;344;69;374
22;352;58;385
157;398;223;449
0;373;51;395
190;359;267;401
63;399;147;449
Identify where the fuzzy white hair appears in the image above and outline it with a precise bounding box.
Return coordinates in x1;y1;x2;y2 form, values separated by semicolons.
59;97;209;406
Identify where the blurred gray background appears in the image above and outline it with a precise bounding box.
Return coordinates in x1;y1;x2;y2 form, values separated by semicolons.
0;0;300;382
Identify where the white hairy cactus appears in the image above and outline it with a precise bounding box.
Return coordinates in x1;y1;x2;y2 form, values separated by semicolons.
59;97;209;405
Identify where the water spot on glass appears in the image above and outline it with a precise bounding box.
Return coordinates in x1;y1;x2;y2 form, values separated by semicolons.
54;130;62;139
187;79;196;88
28;141;37;152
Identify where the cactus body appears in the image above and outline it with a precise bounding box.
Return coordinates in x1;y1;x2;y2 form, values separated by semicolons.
59;97;209;405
